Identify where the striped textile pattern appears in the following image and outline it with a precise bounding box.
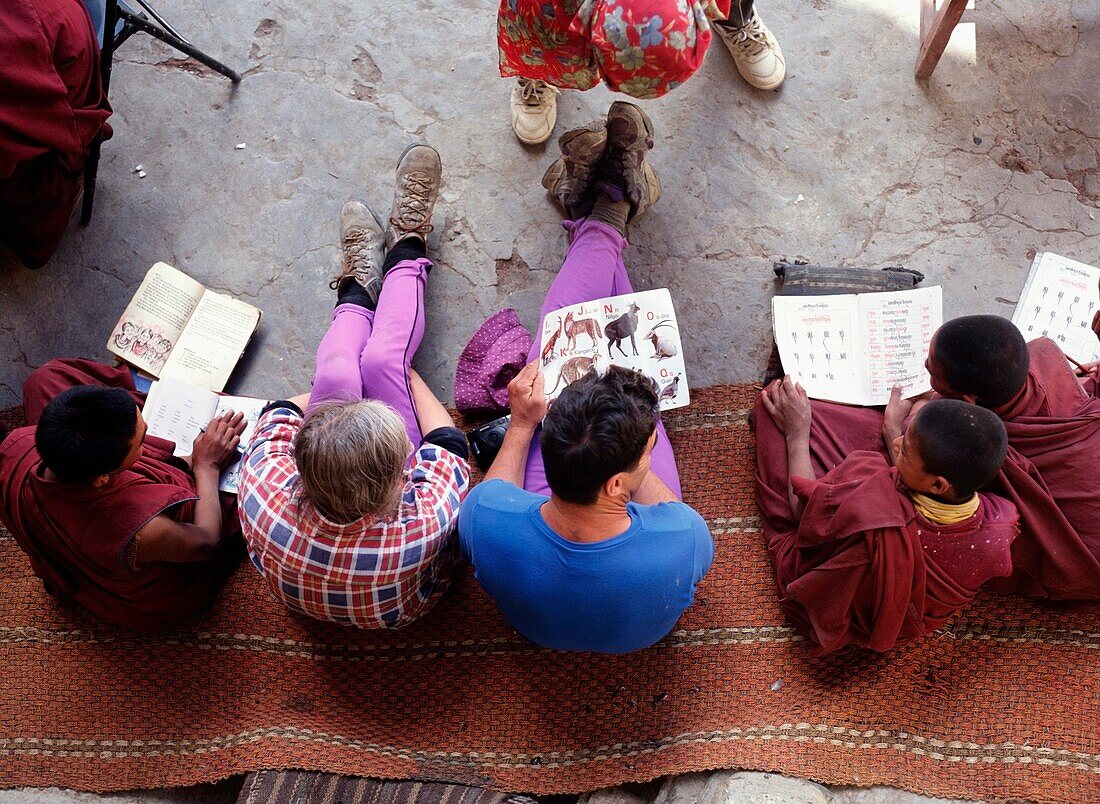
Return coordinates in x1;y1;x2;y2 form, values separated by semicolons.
1;388;1098;803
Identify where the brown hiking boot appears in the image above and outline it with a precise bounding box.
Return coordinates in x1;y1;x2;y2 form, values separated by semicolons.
541;120;607;217
603;101;660;221
329;200;385;304
385;143;441;251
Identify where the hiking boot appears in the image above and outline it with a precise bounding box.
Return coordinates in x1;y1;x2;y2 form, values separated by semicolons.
602;101;660;221
541;119;607;216
329;200;385;304
714;10;786;90
385;143;441;251
510;78;560;145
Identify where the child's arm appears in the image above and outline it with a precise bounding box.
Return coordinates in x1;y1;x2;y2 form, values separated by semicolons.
132;411;245;563
760;376;813;519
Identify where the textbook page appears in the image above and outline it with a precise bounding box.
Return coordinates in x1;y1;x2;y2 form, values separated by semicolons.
857;286;942;405
539;288;689;411
213;395;268;494
142;378;267;494
142;377;219;458
772;294;861;404
772;287;941;405
160;289;261;392
106;262;204;377
1011;252;1100;363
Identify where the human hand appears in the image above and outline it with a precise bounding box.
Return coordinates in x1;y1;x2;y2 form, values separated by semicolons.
191;410;246;471
507;362;547;430
760;376;811;441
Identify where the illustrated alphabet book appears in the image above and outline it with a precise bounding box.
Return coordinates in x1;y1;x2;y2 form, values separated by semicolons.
106;262;262;393
1011;252;1100;363
772;286;943;405
539;288;689;411
141;377;268;494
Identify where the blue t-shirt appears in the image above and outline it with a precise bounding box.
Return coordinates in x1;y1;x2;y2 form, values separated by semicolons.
458;479;714;654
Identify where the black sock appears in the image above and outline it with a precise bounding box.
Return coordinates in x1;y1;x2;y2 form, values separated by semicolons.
383;237;428;275
336;280;374;310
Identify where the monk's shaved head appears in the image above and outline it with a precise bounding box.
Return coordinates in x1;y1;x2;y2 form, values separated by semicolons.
930;316;1029;407
911;400;1008;498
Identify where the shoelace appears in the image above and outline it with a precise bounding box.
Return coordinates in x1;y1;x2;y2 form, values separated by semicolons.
519;78;557;108
731;15;770;53
328;226;378;289
389;172;436;238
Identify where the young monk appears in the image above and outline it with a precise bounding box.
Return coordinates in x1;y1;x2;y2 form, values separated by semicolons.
0;359;245;630
925;315;1100;599
238;144;471;629
755;376;1018;654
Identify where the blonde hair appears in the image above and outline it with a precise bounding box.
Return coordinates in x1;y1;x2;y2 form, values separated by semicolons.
294;400;410;524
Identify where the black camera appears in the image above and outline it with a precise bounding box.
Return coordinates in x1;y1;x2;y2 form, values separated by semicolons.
467;414;511;472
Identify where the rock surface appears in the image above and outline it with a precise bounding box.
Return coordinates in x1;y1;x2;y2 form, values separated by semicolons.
1;0;1096;405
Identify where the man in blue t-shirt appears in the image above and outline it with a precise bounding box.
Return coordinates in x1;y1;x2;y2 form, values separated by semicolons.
458;363;714;655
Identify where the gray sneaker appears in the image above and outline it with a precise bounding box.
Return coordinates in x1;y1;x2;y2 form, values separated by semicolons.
385;143;442;251
329;200;385;305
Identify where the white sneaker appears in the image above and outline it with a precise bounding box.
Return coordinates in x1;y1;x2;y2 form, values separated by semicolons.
714;11;786;91
510;78;560;145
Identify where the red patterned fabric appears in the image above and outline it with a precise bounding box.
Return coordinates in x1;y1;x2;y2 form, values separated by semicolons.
497;0;731;99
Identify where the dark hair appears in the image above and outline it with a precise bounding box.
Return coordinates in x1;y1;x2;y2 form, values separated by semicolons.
540;365;660;505
911;399;1007;498
933;316;1029;407
35;387;139;483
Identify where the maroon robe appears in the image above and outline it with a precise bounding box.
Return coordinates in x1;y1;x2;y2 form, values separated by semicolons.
986;338;1100;600
755;397;1018;654
0;359;238;630
0;0;111;268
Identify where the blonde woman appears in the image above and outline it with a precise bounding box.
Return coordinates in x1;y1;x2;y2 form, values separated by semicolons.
238;144;471;628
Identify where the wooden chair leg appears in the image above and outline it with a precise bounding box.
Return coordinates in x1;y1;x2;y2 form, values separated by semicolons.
915;0;969;79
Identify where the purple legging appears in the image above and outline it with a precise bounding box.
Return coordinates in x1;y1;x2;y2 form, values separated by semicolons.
522;218;682;497
306;258;430;444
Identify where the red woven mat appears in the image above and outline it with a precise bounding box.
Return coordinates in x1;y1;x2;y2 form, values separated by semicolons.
2;386;1098;802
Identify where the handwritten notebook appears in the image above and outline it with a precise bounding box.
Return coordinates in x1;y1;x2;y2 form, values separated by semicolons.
772;286;943;405
141;377;268;494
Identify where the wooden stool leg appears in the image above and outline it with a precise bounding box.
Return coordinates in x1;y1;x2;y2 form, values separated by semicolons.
915;0;968;79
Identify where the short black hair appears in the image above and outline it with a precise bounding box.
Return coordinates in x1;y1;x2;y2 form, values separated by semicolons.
910;399;1008;498
540;365;659;505
35;387;139;483
933;316;1029;407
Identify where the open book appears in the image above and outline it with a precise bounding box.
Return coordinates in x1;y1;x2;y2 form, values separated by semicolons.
141;377;269;494
539;288;689;411
1011;252;1100;363
772;286;943;405
107;262;262;392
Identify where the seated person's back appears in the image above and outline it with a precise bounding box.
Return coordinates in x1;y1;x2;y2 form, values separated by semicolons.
927;315;1100;598
0;364;243;630
459;365;713;654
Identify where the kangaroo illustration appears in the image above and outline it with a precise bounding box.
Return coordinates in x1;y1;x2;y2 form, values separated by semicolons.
644;321;678;361
658;373;681;403
548;354;600;394
564;310;602;351
541;316;564;365
605;302;641;358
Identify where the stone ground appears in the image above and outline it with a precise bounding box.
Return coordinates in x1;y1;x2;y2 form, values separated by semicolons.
1;0;1096;800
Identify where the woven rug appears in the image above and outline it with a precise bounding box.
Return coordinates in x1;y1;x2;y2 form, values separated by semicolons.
1;387;1098;802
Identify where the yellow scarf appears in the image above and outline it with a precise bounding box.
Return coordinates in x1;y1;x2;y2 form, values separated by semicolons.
909;491;979;525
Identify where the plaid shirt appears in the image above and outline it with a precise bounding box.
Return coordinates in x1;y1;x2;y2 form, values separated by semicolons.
238;406;470;628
